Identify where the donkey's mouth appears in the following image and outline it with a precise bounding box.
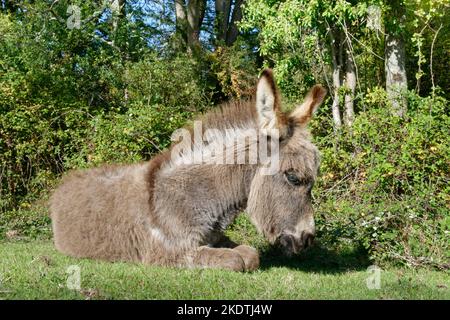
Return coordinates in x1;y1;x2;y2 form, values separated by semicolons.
276;234;304;256
276;232;315;256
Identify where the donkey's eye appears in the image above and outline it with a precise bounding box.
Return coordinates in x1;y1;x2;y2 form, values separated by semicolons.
284;171;302;186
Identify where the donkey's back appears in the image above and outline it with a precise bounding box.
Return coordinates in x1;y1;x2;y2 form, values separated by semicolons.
50;163;153;262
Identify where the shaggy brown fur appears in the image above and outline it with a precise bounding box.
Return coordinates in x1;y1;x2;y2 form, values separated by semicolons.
50;69;326;271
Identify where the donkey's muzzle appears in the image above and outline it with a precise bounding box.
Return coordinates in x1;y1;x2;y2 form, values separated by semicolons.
277;231;315;256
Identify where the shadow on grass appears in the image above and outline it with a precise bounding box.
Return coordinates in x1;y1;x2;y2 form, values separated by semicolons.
259;242;371;274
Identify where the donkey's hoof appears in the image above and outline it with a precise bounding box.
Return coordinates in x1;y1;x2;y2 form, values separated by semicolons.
233;245;260;271
219;250;246;272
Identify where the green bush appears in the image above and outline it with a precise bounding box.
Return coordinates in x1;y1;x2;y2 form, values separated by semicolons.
125;54;212;112
208;40;258;100
66;103;190;168
311;88;449;269
0;100;91;212
0;17;211;211
0;208;51;241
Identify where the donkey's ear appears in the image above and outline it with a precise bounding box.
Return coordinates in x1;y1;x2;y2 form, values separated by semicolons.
290;85;327;126
256;69;281;130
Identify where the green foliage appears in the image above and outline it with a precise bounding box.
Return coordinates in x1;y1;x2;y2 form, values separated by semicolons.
67;103;190;168
0;209;51;241
406;0;450;97
0;99;91;211
0;3;212;213
241;0;384;100
241;0;323;99
311;89;449;268
125;54;211;111
208;40;259;99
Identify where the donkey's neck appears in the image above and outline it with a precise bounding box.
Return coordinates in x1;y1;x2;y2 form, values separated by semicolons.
157;155;259;225
206;163;256;224
151;99;264;243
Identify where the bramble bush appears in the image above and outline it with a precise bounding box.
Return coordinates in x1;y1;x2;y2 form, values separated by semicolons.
311;87;449;269
0;18;209;213
208;40;258;100
66;103;190;168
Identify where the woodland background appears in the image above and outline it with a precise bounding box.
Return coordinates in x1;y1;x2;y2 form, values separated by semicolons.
0;0;449;270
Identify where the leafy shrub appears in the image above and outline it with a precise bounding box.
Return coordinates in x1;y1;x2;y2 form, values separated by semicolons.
0;16;211;212
311;88;449;269
125;54;211;112
0;100;91;212
208;40;258;100
0;208;51;241
66;103;190;168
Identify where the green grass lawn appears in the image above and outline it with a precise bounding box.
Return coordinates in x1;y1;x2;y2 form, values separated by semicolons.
0;240;448;300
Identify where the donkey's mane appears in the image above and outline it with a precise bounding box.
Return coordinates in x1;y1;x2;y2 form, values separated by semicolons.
150;98;259;169
194;98;258;132
145;98;260;209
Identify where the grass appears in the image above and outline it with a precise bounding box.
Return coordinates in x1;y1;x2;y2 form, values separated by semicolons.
0;240;448;300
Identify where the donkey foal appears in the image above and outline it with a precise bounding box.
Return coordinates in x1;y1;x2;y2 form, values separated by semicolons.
50;69;326;271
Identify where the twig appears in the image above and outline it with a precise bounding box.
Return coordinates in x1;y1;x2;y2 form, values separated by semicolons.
390;252;449;271
315;36;333;96
0;290;12;294
430;23;443;97
415;24;428;93
93;33;121;52
141;136;163;153
344;29;384;61
322;171;355;196
340;20;363;98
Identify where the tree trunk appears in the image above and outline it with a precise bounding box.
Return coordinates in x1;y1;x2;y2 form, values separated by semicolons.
175;0;188;47
329;28;343;129
385;34;408;116
176;0;206;52
215;0;244;47
385;0;408;117
215;0;232;43
186;0;206;51
226;0;243;46
344;41;356;126
111;0;125;46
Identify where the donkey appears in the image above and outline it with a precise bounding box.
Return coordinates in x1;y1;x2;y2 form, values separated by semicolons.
50;69;326;271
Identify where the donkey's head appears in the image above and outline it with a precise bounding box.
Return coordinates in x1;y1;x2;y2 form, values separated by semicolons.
247;69;326;256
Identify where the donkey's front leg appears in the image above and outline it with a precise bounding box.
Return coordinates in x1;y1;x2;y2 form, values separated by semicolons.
190;246;246;271
232;245;260;271
214;235;260;271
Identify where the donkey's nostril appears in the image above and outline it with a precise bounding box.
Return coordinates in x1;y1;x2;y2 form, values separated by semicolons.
277;234;296;256
278;234;294;248
277;232;314;255
301;231;315;249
